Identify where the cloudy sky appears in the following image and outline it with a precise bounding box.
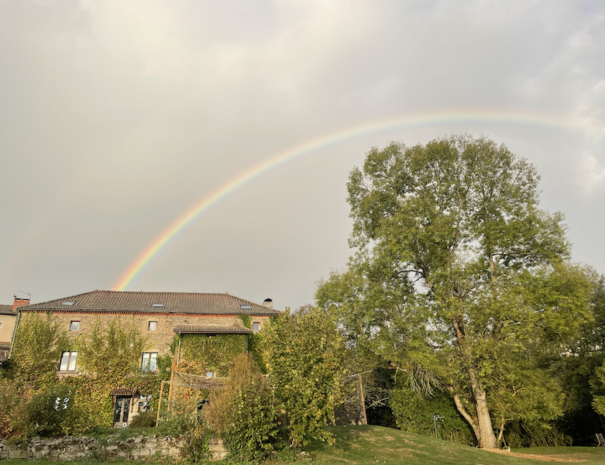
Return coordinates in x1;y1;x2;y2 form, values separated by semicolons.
1;0;604;310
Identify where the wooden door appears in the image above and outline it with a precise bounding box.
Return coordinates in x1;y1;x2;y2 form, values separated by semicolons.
113;396;131;428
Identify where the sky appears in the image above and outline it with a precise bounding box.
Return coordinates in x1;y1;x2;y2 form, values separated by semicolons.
1;0;604;310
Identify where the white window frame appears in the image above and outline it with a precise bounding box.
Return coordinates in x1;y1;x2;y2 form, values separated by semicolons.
141;352;158;372
69;320;80;331
148;321;157;331
252;322;260;333
59;351;78;372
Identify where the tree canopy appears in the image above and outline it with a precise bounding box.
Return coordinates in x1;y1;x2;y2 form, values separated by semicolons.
317;135;595;449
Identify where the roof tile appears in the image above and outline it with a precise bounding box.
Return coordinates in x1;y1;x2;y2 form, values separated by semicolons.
22;290;279;316
173;324;252;334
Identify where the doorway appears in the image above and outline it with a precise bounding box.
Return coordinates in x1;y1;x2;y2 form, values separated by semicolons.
113;396;131;428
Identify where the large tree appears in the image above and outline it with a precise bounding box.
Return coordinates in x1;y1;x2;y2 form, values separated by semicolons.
316;136;594;449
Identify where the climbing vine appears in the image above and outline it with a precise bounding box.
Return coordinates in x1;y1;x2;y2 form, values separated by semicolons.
178;334;248;377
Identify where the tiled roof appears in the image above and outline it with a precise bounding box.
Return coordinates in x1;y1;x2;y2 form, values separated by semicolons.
22;290;279;316
0;305;14;315
173;324;252;334
109;387;138;396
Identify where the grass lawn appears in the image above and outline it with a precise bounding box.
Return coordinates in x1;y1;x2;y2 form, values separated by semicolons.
2;426;604;464
303;425;605;464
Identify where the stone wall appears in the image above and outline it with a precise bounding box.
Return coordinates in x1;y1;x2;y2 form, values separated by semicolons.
0;434;227;462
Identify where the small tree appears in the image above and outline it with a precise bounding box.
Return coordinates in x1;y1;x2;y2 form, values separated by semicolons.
204;353;280;461
263;306;347;448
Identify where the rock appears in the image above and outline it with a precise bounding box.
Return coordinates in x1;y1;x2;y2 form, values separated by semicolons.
9;450;32;459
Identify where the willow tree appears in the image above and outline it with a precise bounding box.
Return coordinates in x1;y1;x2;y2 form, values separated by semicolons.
316;136;593;449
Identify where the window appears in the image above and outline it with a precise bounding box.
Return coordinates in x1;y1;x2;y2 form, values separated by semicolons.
240;304;251;309
148;321;157;331
70;321;80;331
253;322;260;333
62;301;75;306
59;351;78;371
138;395;151;412
205;371;214;378
152;303;163;307
0;322;3;328
141;352;158;372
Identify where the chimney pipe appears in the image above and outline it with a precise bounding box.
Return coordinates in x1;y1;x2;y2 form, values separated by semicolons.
12;295;30;312
262;298;273;310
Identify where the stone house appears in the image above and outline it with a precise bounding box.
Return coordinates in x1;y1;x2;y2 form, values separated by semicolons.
17;290;279;426
0;296;30;362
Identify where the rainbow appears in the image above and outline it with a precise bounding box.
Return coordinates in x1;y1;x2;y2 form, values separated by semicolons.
113;109;603;291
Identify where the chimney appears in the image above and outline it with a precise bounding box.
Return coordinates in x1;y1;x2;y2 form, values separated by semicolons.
12;295;30;312
262;298;273;310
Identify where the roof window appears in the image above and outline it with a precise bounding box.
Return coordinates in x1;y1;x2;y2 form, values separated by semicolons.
240;305;251;309
62;301;75;306
152;303;164;307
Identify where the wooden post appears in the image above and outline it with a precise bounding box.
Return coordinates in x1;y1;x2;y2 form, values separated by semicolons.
167;333;182;414
358;373;368;425
167;365;175;413
156;380;166;424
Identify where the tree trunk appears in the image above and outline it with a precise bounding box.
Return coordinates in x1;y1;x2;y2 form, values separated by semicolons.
468;368;498;449
451;317;498;449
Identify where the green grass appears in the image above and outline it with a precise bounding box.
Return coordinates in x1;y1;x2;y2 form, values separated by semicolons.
303;425;605;464
3;426;605;464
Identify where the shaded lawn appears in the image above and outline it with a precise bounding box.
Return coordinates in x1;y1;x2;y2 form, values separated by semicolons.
304;425;605;464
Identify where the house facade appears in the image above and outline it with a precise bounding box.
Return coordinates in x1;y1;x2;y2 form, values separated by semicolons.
0;297;29;362
16;290;279;426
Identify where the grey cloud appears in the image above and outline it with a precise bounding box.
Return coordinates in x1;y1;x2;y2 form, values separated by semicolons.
0;0;604;309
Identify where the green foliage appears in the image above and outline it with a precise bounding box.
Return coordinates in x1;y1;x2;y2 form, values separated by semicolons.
179;334;248;377
390;386;474;445
503;421;573;448
72;316;154;429
317;136;595;449
178;416;212;464
263;306;347;448
0;380;29;438
156;353;173;381
78;316;149;377
205;353;281;461
9;312;69;385
27;384;82;437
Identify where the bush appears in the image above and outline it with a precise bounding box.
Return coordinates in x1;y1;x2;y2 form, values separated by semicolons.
27;384;81;437
263;306;347;447
0;380;29;438
129;410;156;429
205;353;281;461
390;385;475;445
179;416;212;464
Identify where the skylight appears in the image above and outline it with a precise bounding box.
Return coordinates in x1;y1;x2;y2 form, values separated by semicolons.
240;305;251;309
62;301;75;306
152;303;164;307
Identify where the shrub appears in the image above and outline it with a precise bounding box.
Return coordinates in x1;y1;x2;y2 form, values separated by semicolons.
0;380;30;438
129;410;156;429
263;306;347;447
179;416;212;464
204;353;281;461
390;385;474;445
27;384;81;437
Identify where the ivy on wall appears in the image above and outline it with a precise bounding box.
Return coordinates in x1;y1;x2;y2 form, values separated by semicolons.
178;334;248;377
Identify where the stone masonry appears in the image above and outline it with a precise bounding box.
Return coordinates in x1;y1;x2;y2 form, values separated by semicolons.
46;312;272;358
0;434;227;462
